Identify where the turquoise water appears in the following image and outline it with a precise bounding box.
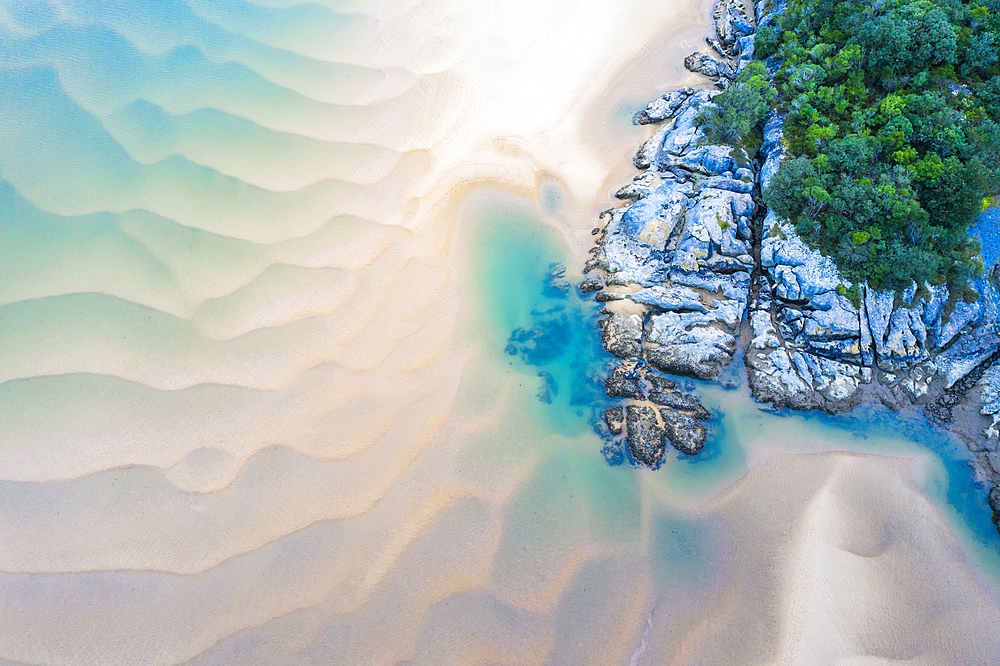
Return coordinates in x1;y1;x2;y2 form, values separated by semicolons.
470;202;614;437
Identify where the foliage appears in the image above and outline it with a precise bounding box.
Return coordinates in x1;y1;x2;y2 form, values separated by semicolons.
750;0;1000;292
696;62;777;159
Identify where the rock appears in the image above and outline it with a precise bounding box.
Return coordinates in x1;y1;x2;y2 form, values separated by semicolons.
646;313;737;380
626;405;666;466
672;270;750;301
615;171;660;201
605;366;646;400
645;372;676;393
634;87;695;125
936;299;983;350
660;407;707;455
712;0;753;53
685;52;735;80
761;222;845;303
801;293;860;340
543;263;570;296
661;145;736;176
579;277;603;293
634;123;673;170
936;324;1000;388
864;287;895;360
657;99;711;157
674;188;755;273
602;211;670;285
804;338;862;363
800;354;861;403
600;311;644;359
595;291;627;302
604;407;625;435
629;285;707;312
989;485;1000;516
746;349;819;411
700;175;753;194
881;306;929;370
750;309;780;349
619;180;692;251
760;115;787;189
649;384;712;419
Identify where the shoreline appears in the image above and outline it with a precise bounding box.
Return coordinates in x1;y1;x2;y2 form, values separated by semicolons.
583;0;1000;528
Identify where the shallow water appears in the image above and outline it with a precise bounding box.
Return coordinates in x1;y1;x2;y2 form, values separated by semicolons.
2;0;999;663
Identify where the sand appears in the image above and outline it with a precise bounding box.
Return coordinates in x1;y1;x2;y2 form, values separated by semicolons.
0;0;998;663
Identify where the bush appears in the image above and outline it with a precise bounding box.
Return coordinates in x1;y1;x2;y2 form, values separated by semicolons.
696;62;777;154
758;0;1000;292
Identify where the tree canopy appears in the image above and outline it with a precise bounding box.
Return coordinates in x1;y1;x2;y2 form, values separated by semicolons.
716;0;1000;292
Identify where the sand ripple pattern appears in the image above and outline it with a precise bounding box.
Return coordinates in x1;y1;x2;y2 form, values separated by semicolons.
3;0;998;664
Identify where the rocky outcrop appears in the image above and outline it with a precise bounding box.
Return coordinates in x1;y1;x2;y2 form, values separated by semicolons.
600;362;711;465
684;53;734;81
586;0;1000;528
684;0;756;87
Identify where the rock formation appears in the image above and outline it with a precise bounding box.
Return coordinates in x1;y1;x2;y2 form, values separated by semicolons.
586;0;1000;524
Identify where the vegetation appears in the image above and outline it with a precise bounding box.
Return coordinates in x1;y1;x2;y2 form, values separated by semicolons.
710;0;1000;292
697;61;777;162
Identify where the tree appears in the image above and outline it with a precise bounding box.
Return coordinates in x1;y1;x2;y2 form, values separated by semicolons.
696;61;776;152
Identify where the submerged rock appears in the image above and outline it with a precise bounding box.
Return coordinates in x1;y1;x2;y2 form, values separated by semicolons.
604;406;625;436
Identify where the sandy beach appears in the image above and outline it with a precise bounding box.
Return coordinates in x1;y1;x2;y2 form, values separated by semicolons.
0;0;998;663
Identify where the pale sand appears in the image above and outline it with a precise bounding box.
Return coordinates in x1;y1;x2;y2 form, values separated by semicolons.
641;452;1000;665
0;0;998;664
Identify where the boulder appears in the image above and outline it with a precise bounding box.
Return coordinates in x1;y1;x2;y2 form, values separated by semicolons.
660;407;707;455
629;285;707;312
684;52;735;80
633;87;695;125
626;405;666;466
605;366;646;399
600;311;644;359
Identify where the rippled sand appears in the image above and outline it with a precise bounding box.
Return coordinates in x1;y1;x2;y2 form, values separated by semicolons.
1;0;998;664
